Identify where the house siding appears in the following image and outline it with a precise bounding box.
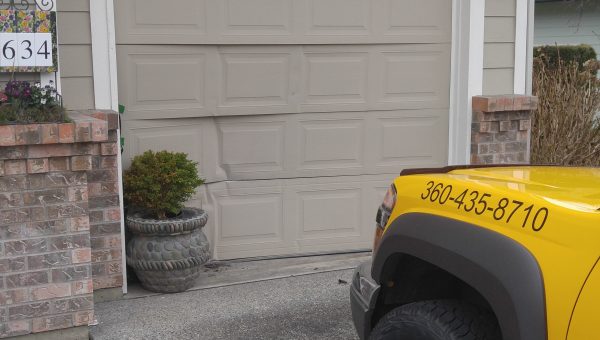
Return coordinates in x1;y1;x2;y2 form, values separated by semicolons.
57;2;95;110
483;0;517;95
534;1;600;59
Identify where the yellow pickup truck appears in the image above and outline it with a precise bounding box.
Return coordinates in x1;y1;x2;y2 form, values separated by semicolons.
350;166;600;340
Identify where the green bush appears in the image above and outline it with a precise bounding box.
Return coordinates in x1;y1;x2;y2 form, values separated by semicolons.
124;150;204;220
534;44;597;69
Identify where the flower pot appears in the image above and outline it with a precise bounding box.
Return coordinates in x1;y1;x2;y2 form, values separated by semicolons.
126;207;210;293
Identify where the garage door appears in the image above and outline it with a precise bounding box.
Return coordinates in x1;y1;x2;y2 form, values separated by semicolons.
116;0;451;260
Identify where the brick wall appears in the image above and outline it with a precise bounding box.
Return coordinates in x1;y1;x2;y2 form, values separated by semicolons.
0;111;122;338
471;95;538;164
86;112;123;291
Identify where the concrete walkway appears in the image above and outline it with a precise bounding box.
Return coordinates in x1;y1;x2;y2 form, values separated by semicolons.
90;253;368;340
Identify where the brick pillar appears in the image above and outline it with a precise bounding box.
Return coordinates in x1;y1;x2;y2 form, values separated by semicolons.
471;95;538;165
0;111;121;339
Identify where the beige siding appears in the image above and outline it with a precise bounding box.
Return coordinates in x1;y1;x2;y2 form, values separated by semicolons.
483;0;516;95
535;1;600;58
57;4;95;110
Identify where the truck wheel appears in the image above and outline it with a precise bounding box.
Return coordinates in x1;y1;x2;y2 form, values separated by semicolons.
369;300;501;340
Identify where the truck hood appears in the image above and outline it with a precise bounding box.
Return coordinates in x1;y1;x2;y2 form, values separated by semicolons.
447;166;600;212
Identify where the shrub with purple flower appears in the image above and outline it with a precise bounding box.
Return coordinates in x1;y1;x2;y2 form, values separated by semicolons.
0;80;65;123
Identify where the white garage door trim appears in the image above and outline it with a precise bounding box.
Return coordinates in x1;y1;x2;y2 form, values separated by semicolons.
448;0;485;165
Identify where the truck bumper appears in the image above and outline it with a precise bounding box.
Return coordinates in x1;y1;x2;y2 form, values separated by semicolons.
350;261;381;340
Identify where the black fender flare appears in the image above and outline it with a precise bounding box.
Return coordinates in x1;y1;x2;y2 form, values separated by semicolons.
372;213;547;340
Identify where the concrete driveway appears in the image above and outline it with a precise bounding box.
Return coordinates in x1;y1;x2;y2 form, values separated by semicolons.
90;257;362;340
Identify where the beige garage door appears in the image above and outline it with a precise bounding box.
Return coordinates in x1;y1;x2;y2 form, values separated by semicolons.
116;0;452;260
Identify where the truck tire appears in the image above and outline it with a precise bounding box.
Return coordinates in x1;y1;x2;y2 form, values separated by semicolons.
369;300;501;340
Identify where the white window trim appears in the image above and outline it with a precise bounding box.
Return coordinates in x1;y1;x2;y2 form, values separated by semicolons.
90;0;126;294
448;0;485;165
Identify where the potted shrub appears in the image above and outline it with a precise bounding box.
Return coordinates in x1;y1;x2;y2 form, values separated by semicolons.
124;150;210;293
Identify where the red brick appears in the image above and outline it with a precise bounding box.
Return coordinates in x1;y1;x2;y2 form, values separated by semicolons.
87;183;102;197
0;125;16;146
32;314;73;333
28;144;72;158
75;121;92;142
5;160;27;175
58;123;75;143
0;289;28;305
27;158;49;174
15;124;41;145
93;274;123;289
7;320;31;336
100;143;118;156
73;310;94;326
71;279;93;296
472;96;497;112
72;248;92;264
71;155;93;171
104;208;121;222
70;216;90;232
30;283;71;301
100;156;117;169
105;235;121;248
519;119;531;131
499;121;512;132
497;96;514;111
91;120;109;142
49;157;70;171
40;124;59;144
108;261;122;275
68;186;89;202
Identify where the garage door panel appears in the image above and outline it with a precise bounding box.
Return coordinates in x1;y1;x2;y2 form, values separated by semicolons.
206;175;394;259
221;0;293;35
116;0;450;44
118;44;449;120
117;46;213;120
305;0;370;36
116;0;207;44
381;0;451;40
213;110;447;181
218;49;294;114
218;121;286;175
298;119;364;171
372;115;448;169
373;45;451;111
301;51;369;109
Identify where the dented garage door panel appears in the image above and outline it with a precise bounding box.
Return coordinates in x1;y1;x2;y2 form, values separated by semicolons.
117;0;451;259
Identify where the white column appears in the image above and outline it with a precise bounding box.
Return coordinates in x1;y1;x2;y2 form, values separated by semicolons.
514;0;529;94
448;0;485;165
89;0;127;294
90;0;119;111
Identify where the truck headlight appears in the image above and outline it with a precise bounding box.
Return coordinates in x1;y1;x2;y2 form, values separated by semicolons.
373;184;397;251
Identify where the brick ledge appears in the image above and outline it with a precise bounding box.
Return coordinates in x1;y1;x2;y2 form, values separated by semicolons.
0;110;118;147
473;95;538;113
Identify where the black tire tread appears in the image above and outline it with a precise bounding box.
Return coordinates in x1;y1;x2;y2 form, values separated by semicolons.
370;300;501;340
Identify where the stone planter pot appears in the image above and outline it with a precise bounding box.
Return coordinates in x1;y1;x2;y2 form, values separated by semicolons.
126;207;210;293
